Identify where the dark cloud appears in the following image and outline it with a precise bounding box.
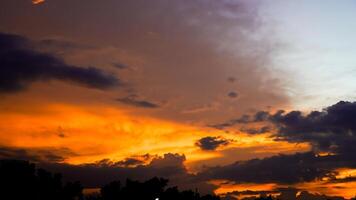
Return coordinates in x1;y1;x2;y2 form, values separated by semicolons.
115;158;145;167
267;101;356;157
94;158;144;168
95;154;151;168
200;152;334;184
208;114;252;130
224;188;345;200
112;63;129;70
221;101;356;159
213;101;356;157
203;101;356;185
0;149;190;188
0;146;76;163
240;126;271;134
116;95;159;108
292;191;344;200
227;92;238;98
38;153;216;194
253;111;270;122
38;38;93;52
0;32;120;93
196;136;232;151
209;111;272;130
227;77;237;83
39;153;185;187
223;189;279;200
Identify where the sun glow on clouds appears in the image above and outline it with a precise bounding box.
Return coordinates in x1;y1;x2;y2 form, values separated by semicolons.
0;103;203;164
296;179;356;199
32;0;45;5
210;168;356;199
211;180;278;198
0;101;310;169
212;180;278;194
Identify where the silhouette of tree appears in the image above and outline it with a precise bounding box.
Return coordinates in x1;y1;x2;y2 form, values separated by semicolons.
0;159;222;200
0;160;37;200
254;195;274;200
91;176;221;200
101;181;121;200
0;159;83;200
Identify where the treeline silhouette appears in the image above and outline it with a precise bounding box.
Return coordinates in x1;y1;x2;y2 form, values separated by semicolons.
0;160;220;200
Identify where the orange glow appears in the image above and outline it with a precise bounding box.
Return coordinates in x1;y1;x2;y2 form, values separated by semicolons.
335;168;356;179
0;101;310;167
296;179;356;199
32;0;45;5
211;179;278;198
210;169;356;199
0;103;211;164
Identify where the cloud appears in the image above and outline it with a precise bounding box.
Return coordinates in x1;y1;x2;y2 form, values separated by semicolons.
240;126;271;134
209;115;252;130
268;101;356;156
210;111;273;130
0;32;120;93
38;153;216;193
228;101;356;157
202;101;356;185
227;92;238;98
39;153;185;186
112;63;129;70
200;152;333;184
95;154;152;168
195;136;232;151
224;188;345;200
116;95;159;108
0;0;291;124
0;146;76;163
227;77;237;83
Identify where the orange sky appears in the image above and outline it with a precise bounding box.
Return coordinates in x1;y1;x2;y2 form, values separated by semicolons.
0;99;309;167
1;0;356;198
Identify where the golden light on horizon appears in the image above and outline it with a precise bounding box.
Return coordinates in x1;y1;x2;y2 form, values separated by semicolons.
296;179;356;199
335;168;356;179
211;180;277;196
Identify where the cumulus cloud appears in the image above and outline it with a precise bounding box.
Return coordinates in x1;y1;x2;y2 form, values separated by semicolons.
268;101;356;156
0;32;120;93
227;101;356;156
203;101;356;186
196;136;232;151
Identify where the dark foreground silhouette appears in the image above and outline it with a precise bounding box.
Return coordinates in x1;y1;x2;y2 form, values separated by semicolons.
0;160;220;200
2;160;355;200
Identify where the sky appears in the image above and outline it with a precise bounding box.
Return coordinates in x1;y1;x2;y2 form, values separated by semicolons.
0;0;356;199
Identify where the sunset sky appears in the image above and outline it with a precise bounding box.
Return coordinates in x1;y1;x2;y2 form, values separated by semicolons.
1;0;356;199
